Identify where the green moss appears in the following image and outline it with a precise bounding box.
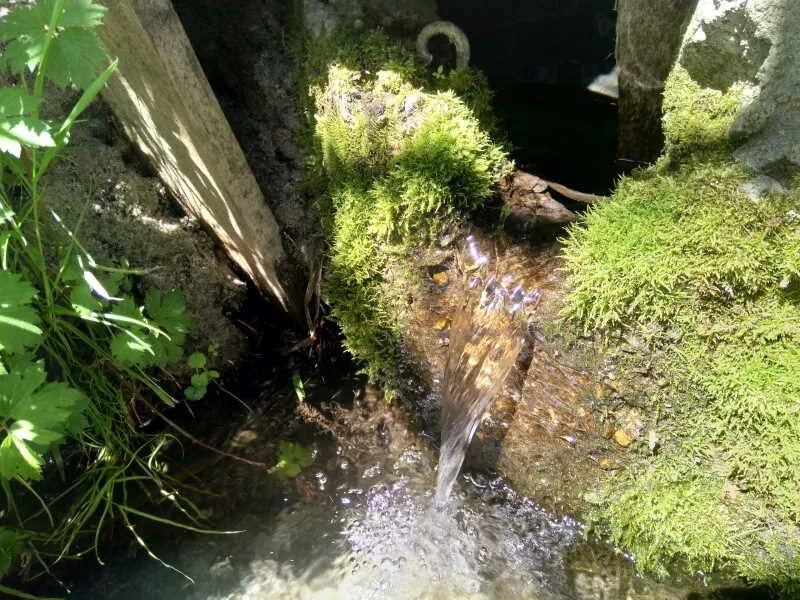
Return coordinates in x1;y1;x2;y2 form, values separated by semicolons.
662;66;744;159
563;67;800;593
601;457;742;578
303;30;508;384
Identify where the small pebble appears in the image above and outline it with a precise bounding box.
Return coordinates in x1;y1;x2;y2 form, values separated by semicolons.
613;429;633;448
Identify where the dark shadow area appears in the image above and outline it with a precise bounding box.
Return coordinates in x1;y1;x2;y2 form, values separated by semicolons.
438;0;620;193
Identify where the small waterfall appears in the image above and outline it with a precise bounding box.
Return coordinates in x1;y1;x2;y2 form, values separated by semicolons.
434;236;541;504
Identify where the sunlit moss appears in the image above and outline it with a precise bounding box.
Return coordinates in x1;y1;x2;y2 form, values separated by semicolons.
599;456;742;578
304;30;508;384
562;65;800;593
662;65;743;159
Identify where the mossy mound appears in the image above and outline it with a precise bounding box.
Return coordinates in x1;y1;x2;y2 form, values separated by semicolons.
302;30;509;384
561;66;800;592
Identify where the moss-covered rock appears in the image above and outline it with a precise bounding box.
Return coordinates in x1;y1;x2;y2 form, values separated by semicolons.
561;66;800;593
303;30;509;385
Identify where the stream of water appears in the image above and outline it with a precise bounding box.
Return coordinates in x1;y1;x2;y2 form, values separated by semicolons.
71;389;669;600
435;236;540;504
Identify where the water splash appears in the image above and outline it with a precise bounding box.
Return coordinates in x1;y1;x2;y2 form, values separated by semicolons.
435;236;541;505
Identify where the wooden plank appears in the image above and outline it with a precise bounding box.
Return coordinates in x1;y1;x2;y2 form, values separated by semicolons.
99;0;295;312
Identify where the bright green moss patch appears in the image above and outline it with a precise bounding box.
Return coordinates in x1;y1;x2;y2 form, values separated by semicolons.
304;31;508;383
600;457;742;578
662;66;744;158
562;68;800;593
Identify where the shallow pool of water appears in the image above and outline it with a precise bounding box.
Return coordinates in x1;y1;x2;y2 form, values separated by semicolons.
66;381;720;600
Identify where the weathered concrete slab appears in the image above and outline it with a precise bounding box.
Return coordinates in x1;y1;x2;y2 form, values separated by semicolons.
616;0;698;165
99;0;295;312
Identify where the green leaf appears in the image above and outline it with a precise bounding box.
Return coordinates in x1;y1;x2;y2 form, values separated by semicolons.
10;382;87;434
142;289;191;367
61;0;108;28
105;298;160;332
0;88;41;117
0;0;53;39
145;289;193;336
0;434;41;480
0;271;37;306
0;136;21;159
0;0;53;72
0;117;55;156
271;442;314;479
150;335;184;367
0;0;109;89
46;28;106;89
0;362;87;481
69;282;104;320
0;527;23;578
110;329;155;366
0;272;42;353
190;373;208;388
184;386;206;402
0;87;53;156
107;290;190;369
187;352;206;370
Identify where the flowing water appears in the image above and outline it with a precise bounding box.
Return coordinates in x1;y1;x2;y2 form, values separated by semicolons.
435;236;541;504
70;385;694;600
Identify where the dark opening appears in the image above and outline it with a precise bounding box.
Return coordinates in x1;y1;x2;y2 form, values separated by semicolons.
173;0;620;196
438;0;620;193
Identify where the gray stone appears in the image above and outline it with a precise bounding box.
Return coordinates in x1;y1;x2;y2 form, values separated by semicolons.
739;174;786;200
615;0;698;165
303;0;437;37
682;2;771;91
679;0;800;173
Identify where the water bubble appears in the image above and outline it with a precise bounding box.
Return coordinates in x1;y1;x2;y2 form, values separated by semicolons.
362;464;382;479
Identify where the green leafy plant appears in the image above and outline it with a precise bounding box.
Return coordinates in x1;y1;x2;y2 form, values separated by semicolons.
269;442;314;479
0;360;88;481
0;1;204;593
184;349;220;401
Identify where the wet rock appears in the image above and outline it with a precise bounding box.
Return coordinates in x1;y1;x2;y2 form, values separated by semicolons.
398;233;626;517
